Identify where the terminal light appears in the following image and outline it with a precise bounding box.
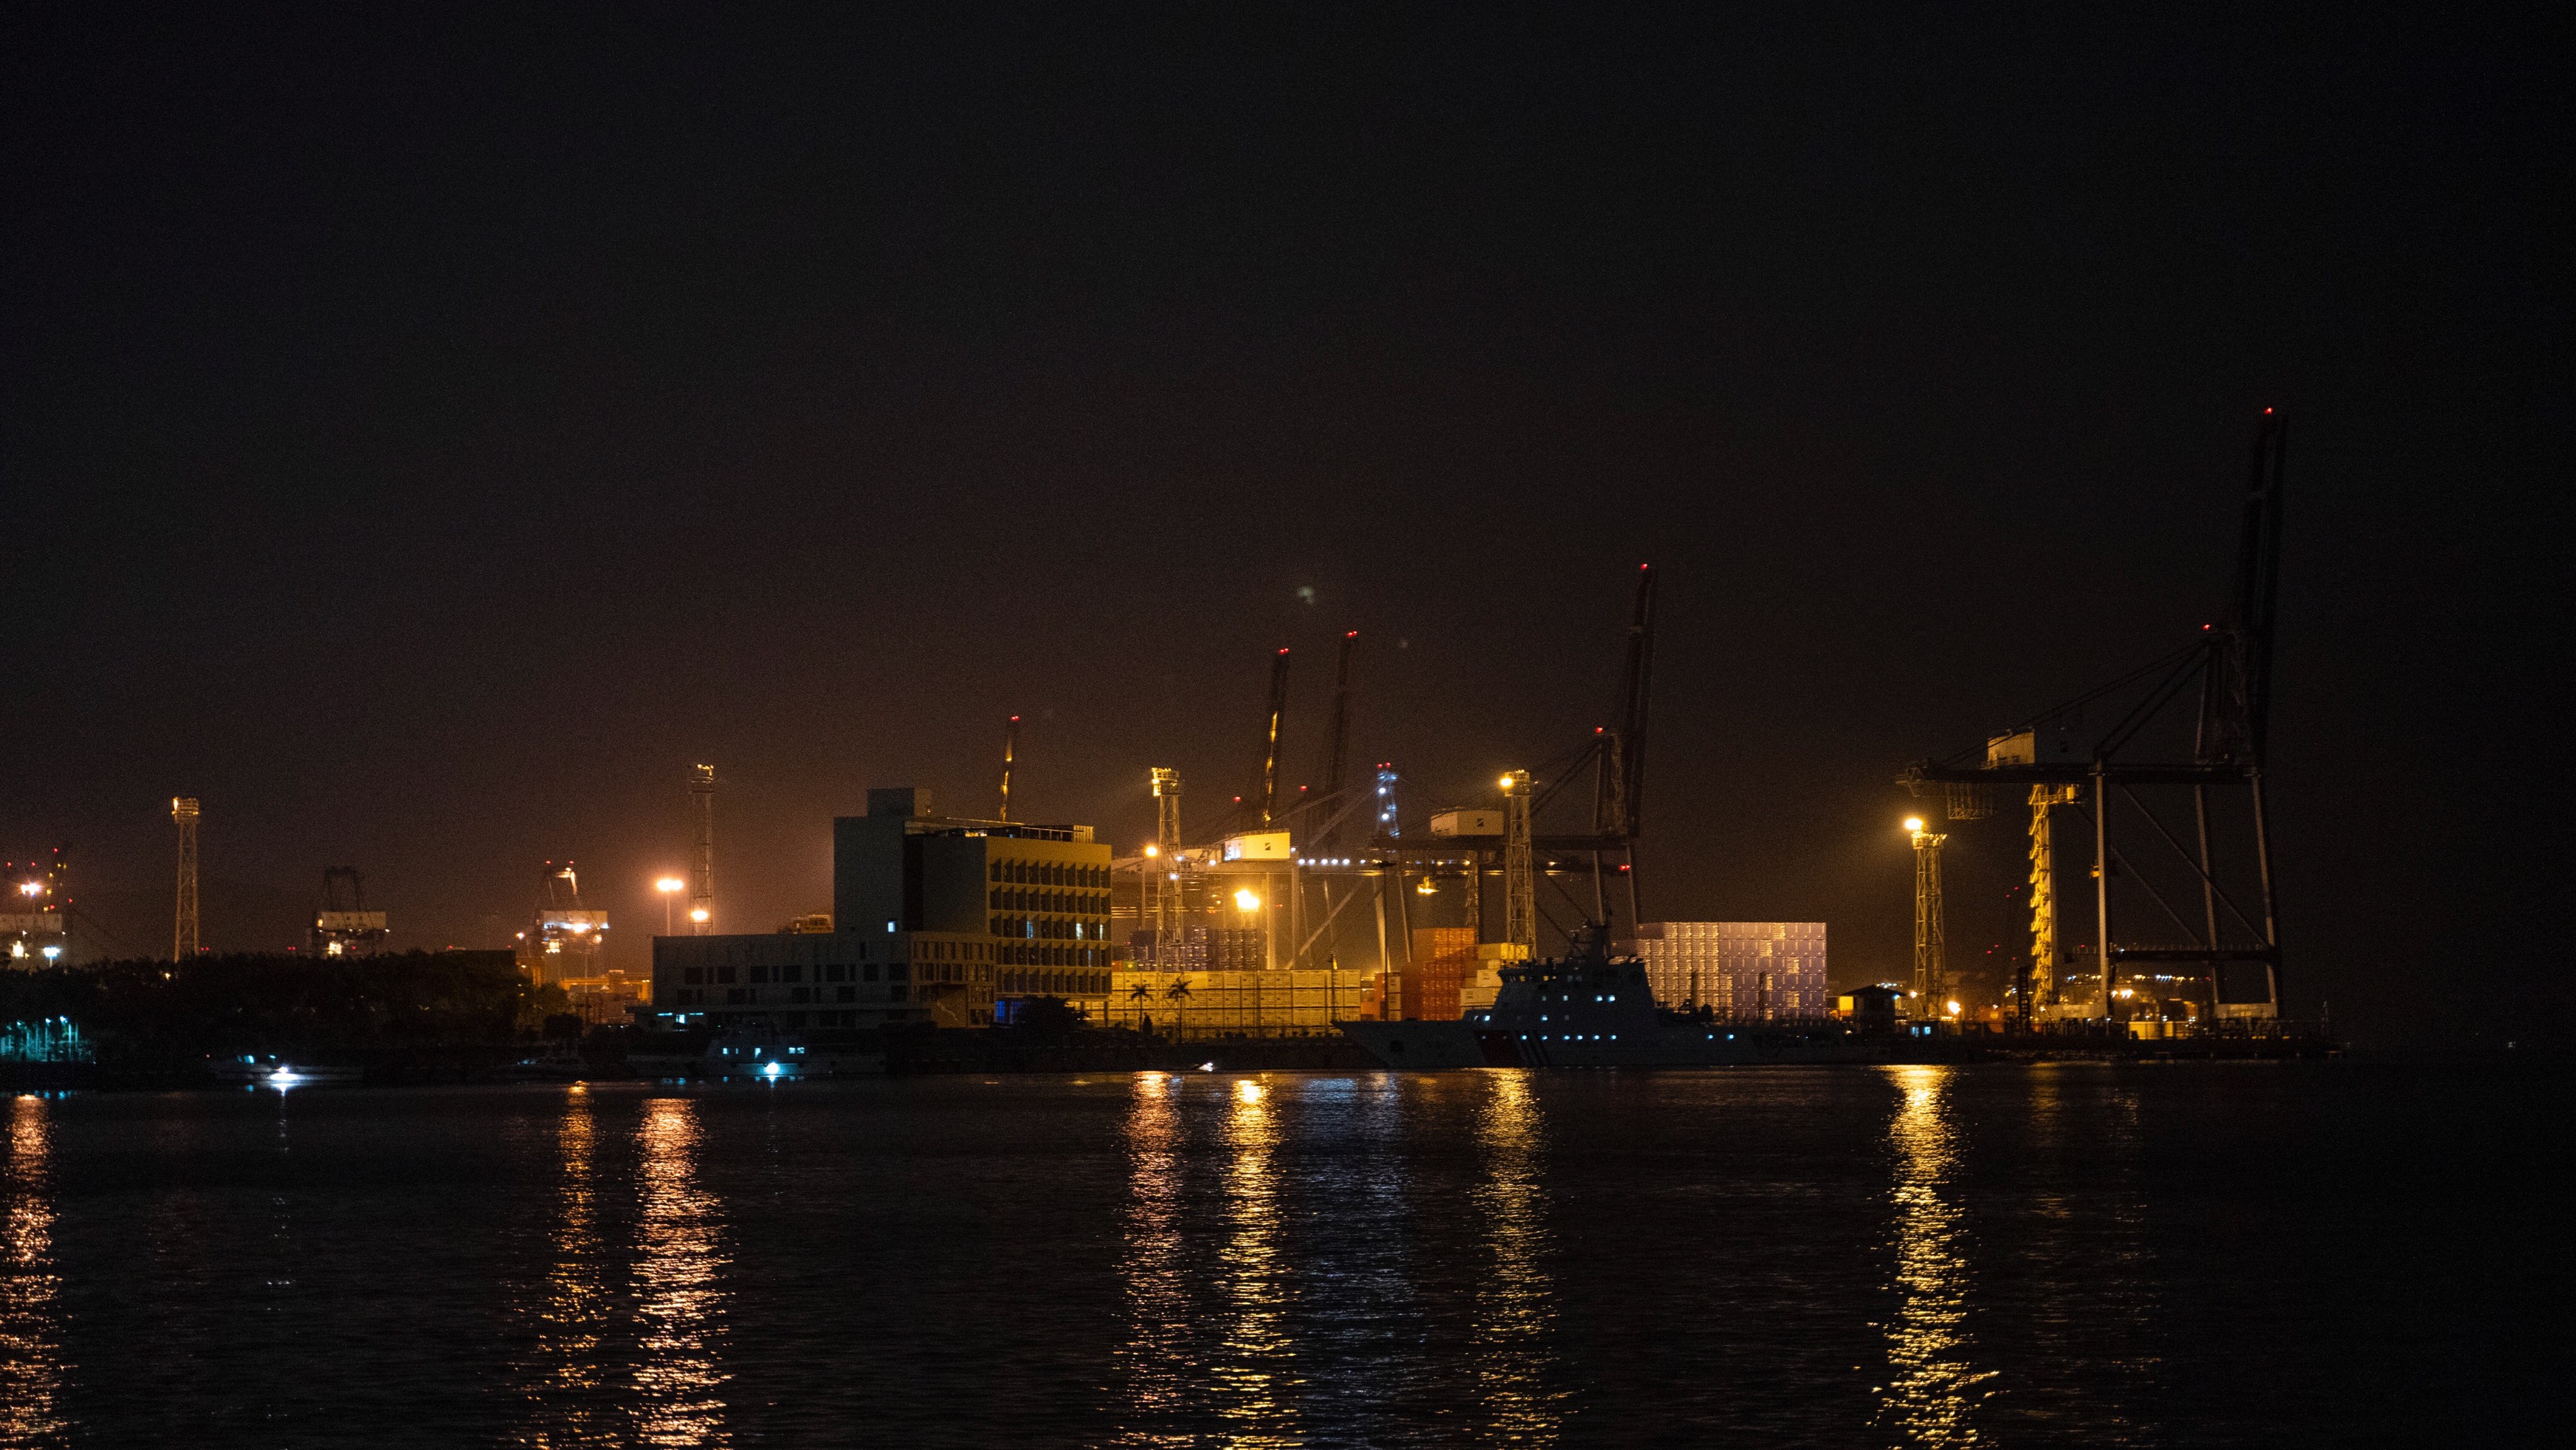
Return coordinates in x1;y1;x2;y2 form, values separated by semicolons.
689;908;710;923
655;877;685;894
1232;888;1261;913
17;881;41;896
1143;844;1158;858
1904;817;1925;833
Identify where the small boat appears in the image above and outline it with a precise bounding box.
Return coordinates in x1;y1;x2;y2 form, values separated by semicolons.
689;1028;886;1080
505;1051;596;1082
209;1055;365;1088
1339;925;1891;1069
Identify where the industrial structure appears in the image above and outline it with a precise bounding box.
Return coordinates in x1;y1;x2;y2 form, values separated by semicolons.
1906;817;1947;1012
311;867;390;957
1904;410;2291;1025
1;850;69;967
1089;567;1659;1034
171;797;200;961
688;763;716;935
521;862;607;981
516;862;647;1020
997;717;1021;821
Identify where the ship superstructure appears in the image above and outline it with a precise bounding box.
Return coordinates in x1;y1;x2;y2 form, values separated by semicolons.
1339;925;1884;1068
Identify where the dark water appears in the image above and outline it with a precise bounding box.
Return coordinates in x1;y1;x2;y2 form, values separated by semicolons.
1;1063;2562;1447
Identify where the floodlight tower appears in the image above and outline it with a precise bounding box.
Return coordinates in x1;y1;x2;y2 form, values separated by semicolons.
1501;770;1536;954
1149;767;1183;963
1907;816;1947;1012
171;797;200;961
688;764;716;935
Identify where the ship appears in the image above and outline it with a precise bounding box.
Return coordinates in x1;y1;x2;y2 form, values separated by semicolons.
1338;925;1890;1068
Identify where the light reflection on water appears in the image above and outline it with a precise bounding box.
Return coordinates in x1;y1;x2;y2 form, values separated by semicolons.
1880;1064;1990;1446
1;1095;66;1447
1471;1072;1560;1446
1212;1077;1299;1448
1113;1072;1193;1447
3;1069;2500;1444
633;1096;729;1448
516;1086;616;1449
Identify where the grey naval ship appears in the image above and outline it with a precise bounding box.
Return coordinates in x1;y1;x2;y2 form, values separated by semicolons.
1339;925;1889;1068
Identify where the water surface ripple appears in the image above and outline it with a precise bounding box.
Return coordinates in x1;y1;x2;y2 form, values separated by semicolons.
0;1063;2558;1446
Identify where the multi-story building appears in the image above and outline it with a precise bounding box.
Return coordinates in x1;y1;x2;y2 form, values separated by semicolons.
1622;921;1829;1020
650;787;1114;1032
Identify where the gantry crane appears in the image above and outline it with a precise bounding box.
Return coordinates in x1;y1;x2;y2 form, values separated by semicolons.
1905;410;2289;1021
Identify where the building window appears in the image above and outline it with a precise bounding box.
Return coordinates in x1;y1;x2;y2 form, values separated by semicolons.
684;966;704;986
888;986;907;1003
825;964;845;983
716;966;737;985
791;988;811;1004
726;988;750;1005
750;965;771;985
780;964;802;984
864;964;880;982
837;986;855;1003
888;964;907;982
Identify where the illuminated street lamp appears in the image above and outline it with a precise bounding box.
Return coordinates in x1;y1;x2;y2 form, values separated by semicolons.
689;907;711;926
1233;887;1261;913
656;877;686;935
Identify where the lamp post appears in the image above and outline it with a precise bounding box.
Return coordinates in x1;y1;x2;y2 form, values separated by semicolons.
655;877;685;935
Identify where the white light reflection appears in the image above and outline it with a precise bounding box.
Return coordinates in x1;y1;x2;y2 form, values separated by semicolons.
632;1097;730;1447
1113;1071;1195;1446
1879;1064;1991;1445
1;1095;67;1444
1472;1072;1561;1444
1210;1075;1300;1447
519;1085;615;1448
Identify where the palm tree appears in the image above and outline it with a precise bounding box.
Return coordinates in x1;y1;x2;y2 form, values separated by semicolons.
1164;977;1194;1038
1127;980;1157;1032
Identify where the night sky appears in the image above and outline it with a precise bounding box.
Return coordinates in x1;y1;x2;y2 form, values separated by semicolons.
5;7;2558;1046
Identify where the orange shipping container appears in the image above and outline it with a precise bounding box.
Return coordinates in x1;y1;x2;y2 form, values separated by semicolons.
1402;927;1477;1020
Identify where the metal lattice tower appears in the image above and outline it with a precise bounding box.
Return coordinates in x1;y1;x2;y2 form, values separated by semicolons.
1149;767;1183;963
689;764;716;935
1909;819;1947;1010
1501;770;1536;954
171;797;200;961
2025;784;2080;1013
